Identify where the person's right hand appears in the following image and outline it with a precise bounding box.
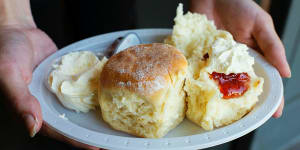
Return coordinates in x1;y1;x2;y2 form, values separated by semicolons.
0;24;99;150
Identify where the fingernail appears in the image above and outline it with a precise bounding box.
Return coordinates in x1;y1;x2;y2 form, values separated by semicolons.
279;109;284;117
283;73;291;79
275;111;282;118
286;61;292;78
23;114;38;137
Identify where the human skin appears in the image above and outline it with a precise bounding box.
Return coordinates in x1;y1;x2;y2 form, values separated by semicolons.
0;0;98;149
0;0;290;149
189;0;291;118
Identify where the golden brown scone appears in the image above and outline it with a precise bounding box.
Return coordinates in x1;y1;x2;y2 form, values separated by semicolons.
99;43;187;138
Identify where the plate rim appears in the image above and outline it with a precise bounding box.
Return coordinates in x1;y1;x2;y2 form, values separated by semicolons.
29;28;283;150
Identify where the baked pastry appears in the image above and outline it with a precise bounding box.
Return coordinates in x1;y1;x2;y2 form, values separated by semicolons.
99;43;187;138
165;4;264;130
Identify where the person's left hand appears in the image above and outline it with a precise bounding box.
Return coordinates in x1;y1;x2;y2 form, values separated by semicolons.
189;0;291;118
0;25;100;150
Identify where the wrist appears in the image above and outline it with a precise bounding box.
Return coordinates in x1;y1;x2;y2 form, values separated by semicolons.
0;0;36;28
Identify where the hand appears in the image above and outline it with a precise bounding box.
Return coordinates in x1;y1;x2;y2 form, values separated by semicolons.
0;25;99;150
190;0;291;118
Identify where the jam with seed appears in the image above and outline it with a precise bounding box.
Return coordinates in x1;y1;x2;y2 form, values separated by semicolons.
209;72;250;99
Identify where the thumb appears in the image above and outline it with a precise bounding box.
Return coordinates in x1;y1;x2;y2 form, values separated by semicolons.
253;13;291;78
25;29;57;67
0;63;42;137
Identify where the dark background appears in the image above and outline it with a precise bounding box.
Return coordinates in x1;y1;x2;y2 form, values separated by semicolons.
0;0;291;150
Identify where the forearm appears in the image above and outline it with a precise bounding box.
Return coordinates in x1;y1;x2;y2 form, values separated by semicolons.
0;0;35;27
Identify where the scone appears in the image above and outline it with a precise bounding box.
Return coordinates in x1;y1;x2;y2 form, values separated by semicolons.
165;4;264;130
99;43;187;138
48;51;108;112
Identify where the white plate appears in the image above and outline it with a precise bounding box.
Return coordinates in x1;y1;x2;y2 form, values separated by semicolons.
29;29;283;150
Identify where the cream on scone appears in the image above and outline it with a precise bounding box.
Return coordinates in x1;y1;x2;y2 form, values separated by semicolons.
165;4;264;130
99;43;187;138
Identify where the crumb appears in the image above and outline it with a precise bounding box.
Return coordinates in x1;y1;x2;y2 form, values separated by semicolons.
59;113;68;120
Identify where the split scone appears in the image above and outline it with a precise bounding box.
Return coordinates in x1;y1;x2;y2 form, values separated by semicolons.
99;43;187;138
165;4;264;130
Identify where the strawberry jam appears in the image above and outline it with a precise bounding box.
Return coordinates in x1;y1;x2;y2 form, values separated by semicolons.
209;72;250;99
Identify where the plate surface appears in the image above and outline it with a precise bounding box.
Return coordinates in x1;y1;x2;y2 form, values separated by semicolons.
29;29;283;150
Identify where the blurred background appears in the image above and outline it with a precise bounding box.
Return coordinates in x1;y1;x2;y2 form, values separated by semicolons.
0;0;299;149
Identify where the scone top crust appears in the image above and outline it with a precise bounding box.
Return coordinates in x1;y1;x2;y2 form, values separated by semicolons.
100;43;187;101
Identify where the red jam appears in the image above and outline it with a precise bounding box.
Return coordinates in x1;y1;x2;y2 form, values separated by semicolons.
209;72;250;99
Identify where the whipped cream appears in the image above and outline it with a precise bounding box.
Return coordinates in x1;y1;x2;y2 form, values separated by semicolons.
48;51;107;112
206;38;255;74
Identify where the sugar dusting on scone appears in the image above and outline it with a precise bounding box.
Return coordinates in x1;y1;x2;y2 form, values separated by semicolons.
165;4;264;130
99;43;187;138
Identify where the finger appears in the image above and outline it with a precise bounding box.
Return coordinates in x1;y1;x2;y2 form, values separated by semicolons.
253;13;291;78
0;63;42;137
41;123;100;150
230;33;261;53
273;97;284;118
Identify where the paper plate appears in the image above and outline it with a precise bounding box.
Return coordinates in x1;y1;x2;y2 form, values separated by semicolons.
29;29;283;150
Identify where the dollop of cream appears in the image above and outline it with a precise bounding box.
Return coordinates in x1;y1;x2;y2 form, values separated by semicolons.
206;38;255;74
48;51;107;113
